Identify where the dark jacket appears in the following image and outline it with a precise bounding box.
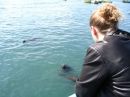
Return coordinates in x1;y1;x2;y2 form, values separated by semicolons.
76;29;130;97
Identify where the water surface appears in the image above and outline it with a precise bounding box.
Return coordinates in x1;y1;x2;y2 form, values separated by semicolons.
0;0;130;97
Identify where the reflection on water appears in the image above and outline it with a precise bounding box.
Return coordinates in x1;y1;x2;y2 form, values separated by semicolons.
0;0;130;97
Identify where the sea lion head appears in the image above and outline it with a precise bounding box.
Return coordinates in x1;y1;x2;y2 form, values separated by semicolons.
23;40;26;43
61;64;72;72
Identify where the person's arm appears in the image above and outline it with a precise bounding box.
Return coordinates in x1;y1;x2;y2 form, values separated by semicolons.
76;47;108;97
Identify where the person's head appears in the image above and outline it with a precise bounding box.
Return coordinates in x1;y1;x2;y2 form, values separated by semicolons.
90;3;122;42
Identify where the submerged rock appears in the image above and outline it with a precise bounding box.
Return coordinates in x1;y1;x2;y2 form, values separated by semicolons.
123;0;130;3
84;0;112;4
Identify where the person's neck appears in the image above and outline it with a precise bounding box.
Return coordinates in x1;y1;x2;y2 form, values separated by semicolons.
97;34;105;42
96;30;105;42
96;28;117;42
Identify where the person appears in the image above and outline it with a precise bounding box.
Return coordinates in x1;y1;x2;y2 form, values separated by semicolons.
75;3;130;97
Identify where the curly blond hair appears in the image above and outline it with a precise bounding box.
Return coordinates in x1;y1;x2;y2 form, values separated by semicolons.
90;3;122;34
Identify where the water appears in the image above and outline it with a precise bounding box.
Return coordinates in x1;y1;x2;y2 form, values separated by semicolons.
0;0;130;97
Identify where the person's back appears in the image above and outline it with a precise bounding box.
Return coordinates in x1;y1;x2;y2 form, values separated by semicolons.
75;3;130;97
91;29;130;97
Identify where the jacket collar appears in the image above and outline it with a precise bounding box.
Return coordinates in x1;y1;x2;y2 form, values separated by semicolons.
104;29;130;40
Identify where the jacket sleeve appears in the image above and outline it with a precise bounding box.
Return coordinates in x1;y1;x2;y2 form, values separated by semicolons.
76;47;108;97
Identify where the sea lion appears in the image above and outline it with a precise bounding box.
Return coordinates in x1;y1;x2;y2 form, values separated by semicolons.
59;64;78;82
61;64;73;72
23;38;41;43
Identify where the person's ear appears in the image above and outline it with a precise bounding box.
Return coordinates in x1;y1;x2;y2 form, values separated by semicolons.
91;26;98;39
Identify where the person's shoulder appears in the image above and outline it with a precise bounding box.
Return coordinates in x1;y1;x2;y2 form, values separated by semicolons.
108;29;130;39
116;29;130;39
117;29;130;34
89;41;107;53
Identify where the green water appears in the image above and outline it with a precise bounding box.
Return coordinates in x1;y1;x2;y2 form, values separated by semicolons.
0;0;130;97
